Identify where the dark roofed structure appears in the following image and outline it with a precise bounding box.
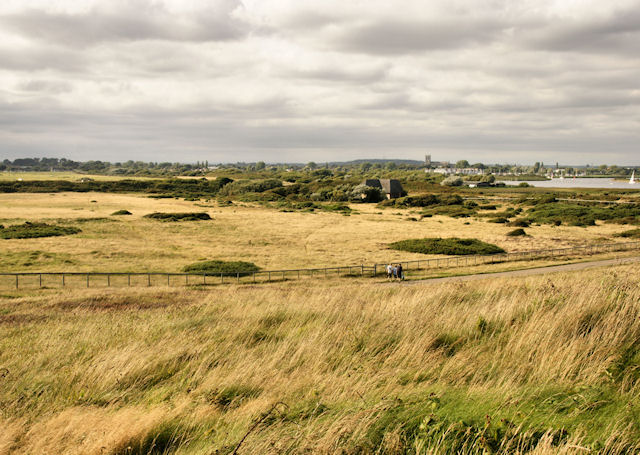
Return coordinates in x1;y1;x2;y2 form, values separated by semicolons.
362;178;404;199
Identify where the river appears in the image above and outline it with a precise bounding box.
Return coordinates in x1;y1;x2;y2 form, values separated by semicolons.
499;177;639;190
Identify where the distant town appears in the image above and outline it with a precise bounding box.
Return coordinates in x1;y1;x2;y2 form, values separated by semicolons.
1;156;637;178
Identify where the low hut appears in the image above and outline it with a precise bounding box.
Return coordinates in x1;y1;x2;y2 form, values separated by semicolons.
362;179;404;199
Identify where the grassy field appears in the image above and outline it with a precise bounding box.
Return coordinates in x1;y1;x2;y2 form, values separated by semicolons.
0;172;165;182
0;192;634;274
1;263;640;454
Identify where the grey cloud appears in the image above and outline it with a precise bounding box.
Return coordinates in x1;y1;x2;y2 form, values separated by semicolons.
522;5;640;55
327;19;505;55
18;80;73;94
0;1;248;47
284;64;390;84
0;46;86;71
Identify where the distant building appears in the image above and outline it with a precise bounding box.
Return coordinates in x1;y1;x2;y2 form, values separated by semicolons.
363;178;404;199
432;168;483;176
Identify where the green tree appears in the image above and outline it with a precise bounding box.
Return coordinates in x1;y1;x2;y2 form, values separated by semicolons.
455;160;470;169
255;161;266;170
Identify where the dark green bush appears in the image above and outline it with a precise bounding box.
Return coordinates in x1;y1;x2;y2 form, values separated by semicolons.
508;219;530;227
421;206;475;218
182;260;260;276
389;238;505;255
506;228;527;236
144;212;211;221
613;228;640;238
0;222;81;239
111;209;132;215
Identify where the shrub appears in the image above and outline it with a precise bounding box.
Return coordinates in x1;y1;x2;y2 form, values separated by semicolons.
0;222;81;239
489;217;509;223
144;212;211;221
506;228;527;236
421;206;475;218
508;219;530;227
111;209;132;215
350;184;384;203
389;238;505;255
613;228;640;238
182;260;260;276
440;176;463;187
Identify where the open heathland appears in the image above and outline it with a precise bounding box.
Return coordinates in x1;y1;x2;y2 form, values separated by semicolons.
0;192;637;274
1;264;640;453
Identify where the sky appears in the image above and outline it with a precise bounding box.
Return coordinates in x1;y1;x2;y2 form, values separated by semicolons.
0;0;639;165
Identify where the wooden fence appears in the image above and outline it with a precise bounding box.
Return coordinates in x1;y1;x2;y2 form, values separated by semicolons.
1;241;639;290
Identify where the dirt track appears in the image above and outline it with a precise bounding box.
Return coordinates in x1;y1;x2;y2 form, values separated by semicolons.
403;256;640;285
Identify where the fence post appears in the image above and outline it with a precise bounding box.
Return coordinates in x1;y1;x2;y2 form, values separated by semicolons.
128;274;131;286
15;275;18;290
373;264;377;276
107;274;110;287
148;274;151;287
237;272;240;283
167;274;170;286
268;272;271;282
361;264;364;276
62;273;65;287
39;273;42;288
86;274;89;288
221;273;223;284
204;273;206;285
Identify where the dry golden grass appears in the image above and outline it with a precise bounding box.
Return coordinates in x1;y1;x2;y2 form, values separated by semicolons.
1;263;640;453
0;192;632;273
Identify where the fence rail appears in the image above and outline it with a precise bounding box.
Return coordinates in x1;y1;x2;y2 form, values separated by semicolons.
1;241;639;290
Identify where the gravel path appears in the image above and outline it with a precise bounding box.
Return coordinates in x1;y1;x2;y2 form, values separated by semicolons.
401;256;640;286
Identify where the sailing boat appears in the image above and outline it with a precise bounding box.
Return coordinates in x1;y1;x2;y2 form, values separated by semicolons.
631;170;636;184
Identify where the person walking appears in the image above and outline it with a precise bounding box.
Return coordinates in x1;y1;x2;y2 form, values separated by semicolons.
397;263;404;280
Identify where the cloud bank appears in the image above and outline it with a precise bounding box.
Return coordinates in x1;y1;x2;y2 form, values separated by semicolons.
1;0;639;164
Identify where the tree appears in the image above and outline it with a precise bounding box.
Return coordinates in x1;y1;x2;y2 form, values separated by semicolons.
481;174;495;183
455;160;470;169
255;161;266;170
307;161;317;170
441;176;463;186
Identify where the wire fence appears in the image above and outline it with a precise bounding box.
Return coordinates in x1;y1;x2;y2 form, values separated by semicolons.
1;241;639;290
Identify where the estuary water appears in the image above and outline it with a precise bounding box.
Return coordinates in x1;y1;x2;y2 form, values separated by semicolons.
499;178;640;190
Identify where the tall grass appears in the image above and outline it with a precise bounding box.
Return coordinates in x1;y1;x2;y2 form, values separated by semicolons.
1;264;640;453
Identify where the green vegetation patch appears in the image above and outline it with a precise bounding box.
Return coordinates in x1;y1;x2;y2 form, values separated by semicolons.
143;212;211;221
0;222;81;239
525;202;640;227
613;228;640;238
182;260;260;276
111;209;132;215
389;238;505;255
506;228;527;237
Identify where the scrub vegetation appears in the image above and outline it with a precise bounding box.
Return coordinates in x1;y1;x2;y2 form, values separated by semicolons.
0;222;81;239
182;260;261;276
1;265;640;453
143;212;212;222
389;238;505;255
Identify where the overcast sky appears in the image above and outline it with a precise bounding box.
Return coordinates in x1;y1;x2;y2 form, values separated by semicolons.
1;0;639;165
